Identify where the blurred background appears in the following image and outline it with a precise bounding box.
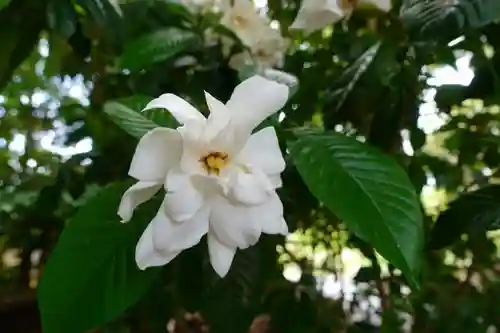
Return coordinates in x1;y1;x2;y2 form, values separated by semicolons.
2;0;500;332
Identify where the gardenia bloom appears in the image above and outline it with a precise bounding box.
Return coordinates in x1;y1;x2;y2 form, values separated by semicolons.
118;75;290;277
290;0;347;34
230;28;290;71
290;0;391;34
220;0;270;47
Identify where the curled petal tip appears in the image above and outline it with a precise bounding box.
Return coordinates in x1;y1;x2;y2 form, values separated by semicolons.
289;21;303;30
279;225;289;236
117;211;131;223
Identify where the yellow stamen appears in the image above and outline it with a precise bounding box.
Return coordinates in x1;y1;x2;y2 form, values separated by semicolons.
200;152;229;176
232;15;247;26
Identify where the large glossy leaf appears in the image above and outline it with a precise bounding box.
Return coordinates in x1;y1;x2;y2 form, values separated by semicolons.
37;182;162;333
428;185;500;250
289;130;424;288
118;28;200;71
401;0;500;42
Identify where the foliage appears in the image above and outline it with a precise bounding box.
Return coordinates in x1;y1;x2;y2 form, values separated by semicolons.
1;0;500;333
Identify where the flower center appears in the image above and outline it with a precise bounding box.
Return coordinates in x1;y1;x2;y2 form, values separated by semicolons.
232;14;247;26
199;151;229;176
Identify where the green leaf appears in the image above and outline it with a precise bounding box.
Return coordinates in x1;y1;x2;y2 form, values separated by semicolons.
104;100;158;139
47;0;77;38
401;0;500;42
330;42;384;113
203;246;260;333
0;0;11;11
104;96;178;138
289;130;424;289
124;95;178;129
428;185;500;250
45;35;73;77
37;182;162;333
75;0;122;25
118;28;199;71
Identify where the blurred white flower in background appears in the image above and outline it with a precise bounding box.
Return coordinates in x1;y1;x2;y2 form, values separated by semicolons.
229;27;290;71
174;0;290;72
290;0;392;35
220;0;271;47
290;0;348;34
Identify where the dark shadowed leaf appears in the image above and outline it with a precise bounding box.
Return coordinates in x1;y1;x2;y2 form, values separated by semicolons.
401;0;500;42
75;0;122;25
47;0;77;38
331;42;380;111
203;245;260;333
428;185;500;250
0;0;10;10
37;182;162;333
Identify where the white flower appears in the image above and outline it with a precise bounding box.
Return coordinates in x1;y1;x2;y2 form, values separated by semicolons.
229;27;289;71
262;69;299;91
251;31;290;70
290;0;349;34
290;0;391;34
229;51;254;70
118;75;290;277
220;0;270;47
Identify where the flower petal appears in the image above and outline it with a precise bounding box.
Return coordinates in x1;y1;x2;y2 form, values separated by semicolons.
118;181;162;222
129;127;182;182
164;172;205;222
135;221;181;270
220;0;266;47
229;51;253;70
152;200;210;253
204;91;231;142
177;124;208;175
143;93;205;125
237;126;285;175
229;170;272;206
208;233;236;277
261;216;288;236
210;190;283;249
268;173;283;189
226;75;289;132
289;0;345;34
